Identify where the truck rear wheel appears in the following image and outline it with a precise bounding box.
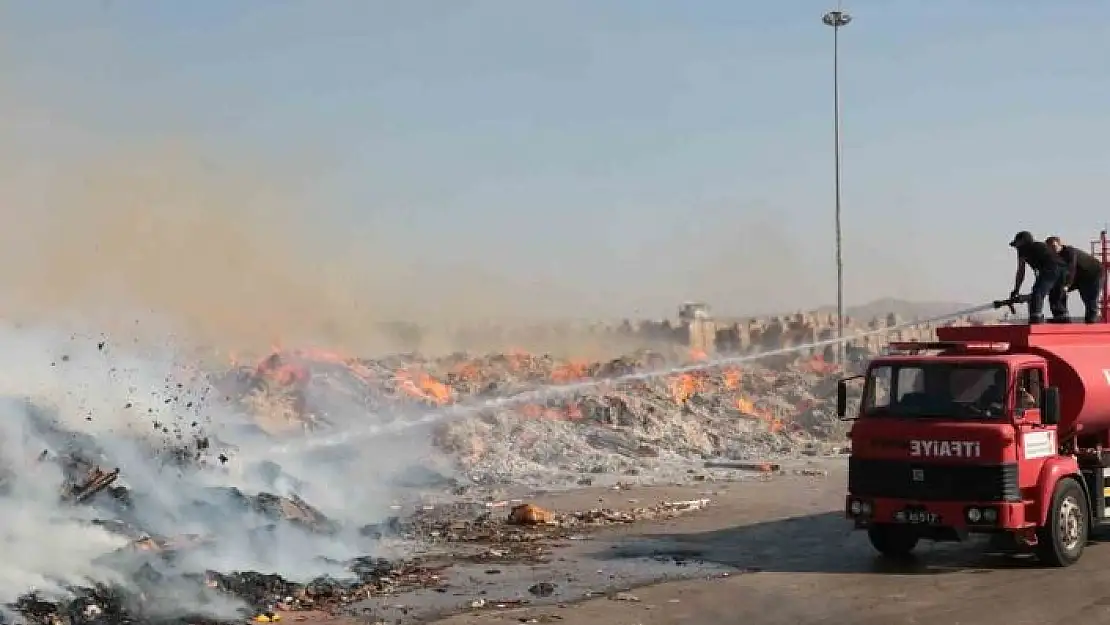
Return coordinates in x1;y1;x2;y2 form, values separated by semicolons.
1036;477;1088;567
867;524;919;558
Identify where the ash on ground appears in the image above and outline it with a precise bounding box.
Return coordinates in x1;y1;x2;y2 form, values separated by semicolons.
0;323;853;624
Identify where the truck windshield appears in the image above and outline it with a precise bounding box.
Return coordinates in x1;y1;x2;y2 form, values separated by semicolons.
863;363;1008;419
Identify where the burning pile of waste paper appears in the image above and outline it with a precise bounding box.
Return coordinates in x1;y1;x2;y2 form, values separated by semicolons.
216;346;849;485
0;323;844;625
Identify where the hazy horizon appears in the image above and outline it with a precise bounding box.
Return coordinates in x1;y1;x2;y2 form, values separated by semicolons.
0;1;1104;349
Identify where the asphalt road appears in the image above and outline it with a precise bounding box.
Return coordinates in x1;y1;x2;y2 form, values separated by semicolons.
432;460;1110;625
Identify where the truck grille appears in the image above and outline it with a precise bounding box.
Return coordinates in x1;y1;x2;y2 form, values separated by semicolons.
848;459;1020;502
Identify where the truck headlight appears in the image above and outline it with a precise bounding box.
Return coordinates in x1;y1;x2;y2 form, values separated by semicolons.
859;501;873;515
849;500;862;515
967;507;982;522
982;508;998;523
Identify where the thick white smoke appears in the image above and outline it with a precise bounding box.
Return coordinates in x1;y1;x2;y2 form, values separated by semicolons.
0;318;442;620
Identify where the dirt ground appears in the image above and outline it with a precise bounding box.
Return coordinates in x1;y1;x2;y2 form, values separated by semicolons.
426;458;1110;625
274;456;1110;625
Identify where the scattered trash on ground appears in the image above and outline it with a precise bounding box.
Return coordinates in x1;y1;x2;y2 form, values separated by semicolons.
0;331;849;625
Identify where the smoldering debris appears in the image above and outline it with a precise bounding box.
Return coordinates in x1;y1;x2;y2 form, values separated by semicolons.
4;445;448;624
226;346;854;486
6;454;709;625
67;468;120;504
10;559;448;625
0;324;416;625
0;317;851;625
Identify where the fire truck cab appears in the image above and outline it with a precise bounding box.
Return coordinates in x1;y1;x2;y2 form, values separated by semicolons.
839;232;1110;566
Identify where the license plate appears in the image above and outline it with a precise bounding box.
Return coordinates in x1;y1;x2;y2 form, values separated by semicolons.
896;507;940;525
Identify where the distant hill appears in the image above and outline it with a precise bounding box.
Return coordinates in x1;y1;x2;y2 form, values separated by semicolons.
820;298;975;322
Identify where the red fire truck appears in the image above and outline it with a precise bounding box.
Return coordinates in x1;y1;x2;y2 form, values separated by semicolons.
839;231;1110;566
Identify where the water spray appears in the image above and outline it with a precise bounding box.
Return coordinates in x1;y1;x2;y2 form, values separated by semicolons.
279;300;1002;452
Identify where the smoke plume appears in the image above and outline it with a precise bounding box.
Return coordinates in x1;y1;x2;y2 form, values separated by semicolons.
0;319;444;619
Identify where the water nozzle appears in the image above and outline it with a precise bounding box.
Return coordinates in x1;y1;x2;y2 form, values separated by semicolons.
993;294;1029;315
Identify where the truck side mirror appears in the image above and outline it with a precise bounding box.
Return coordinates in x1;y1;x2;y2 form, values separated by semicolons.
836;375;865;420
1043;386;1061;426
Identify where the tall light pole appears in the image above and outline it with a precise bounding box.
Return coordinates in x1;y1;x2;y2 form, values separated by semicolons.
822;8;851;364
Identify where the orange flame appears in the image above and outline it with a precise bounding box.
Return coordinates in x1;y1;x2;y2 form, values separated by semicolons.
736;395;783;433
255;352;309;387
669;373;705;403
294;347;378;382
550;360;589;384
248;346;379;389
723;368;741;390
243;343;804;436
736;396;755;414
395;369;453;405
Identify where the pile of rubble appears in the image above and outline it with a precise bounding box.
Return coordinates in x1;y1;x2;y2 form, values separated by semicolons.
11;558;447;625
0;328;837;624
217;348;849;485
5;447;709;625
2;442;401;623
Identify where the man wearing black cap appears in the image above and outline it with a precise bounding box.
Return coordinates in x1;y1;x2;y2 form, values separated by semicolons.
1046;236;1104;323
1010;230;1066;323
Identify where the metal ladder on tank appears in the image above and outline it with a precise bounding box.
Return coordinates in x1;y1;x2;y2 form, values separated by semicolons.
1088;231;1110;324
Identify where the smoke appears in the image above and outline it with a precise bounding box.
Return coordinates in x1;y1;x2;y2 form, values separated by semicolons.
0;319;442;619
0;82;667;620
0;139;682;360
0;144;391;354
0;116;937;363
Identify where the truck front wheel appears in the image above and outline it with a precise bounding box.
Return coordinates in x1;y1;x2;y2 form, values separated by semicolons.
1036;477;1088;567
867;524;919;558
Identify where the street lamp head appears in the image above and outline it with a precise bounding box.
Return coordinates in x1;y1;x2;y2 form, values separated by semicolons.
822;10;852;28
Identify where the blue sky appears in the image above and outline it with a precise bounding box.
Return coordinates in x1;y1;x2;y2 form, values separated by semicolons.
2;1;1108;320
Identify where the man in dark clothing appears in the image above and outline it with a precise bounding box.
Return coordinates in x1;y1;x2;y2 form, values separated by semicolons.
1010;230;1066;324
1046;236;1104;323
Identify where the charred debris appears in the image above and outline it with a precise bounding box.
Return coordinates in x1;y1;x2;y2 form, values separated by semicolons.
4;445;448;625
0;402;440;625
5;445;709;625
0;338;826;624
